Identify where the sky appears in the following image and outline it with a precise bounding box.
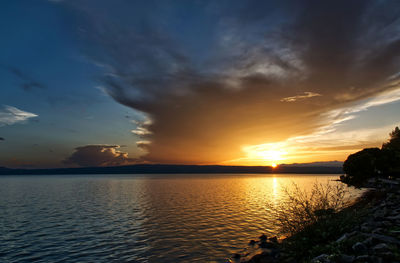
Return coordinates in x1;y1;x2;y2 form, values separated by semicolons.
1;0;400;168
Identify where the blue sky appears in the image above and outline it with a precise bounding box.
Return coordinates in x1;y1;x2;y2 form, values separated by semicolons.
0;0;144;167
1;0;400;168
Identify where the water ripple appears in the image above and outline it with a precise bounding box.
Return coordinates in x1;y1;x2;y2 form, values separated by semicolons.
0;174;356;262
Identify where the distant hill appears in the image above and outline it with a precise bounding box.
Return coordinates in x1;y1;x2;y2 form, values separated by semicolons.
279;161;343;167
0;163;343;175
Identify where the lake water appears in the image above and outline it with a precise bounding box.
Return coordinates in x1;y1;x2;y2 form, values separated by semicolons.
0;174;358;263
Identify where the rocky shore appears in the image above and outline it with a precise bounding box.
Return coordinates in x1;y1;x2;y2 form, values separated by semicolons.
230;178;400;263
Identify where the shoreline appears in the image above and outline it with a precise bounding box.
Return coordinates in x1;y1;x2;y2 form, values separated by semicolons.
0;164;343;175
231;178;400;263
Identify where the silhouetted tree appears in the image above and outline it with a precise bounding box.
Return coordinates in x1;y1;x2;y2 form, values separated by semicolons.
341;126;400;187
342;148;381;186
381;127;400;175
382;126;400;151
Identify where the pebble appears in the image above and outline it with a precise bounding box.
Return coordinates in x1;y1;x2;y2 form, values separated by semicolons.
352;242;368;254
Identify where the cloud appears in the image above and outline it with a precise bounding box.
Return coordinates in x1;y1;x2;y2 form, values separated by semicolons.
131;119;152;136
280;92;322;102
321;85;400;129
136;140;151;151
0;105;38;126
226;124;394;166
66;0;400;164
2;66;46;91
232;85;400;165
63;145;137;167
0;137;4;141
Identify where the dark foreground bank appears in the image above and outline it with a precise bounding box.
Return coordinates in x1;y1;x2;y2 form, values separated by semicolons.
232;178;400;263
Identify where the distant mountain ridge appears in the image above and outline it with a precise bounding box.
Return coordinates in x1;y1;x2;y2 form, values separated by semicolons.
0;163;343;175
280;161;343;167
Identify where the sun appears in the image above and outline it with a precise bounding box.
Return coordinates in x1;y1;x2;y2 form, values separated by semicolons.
253;149;284;161
242;143;288;166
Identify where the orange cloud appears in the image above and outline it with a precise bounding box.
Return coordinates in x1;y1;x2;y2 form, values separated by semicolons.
75;0;400;165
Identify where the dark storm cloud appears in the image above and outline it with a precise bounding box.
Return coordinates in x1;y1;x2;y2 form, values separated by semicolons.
66;0;400;163
63;145;136;167
0;137;4;141
2;66;46;91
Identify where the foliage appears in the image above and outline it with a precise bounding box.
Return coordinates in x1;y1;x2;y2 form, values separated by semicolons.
341;126;400;187
272;181;350;236
382;126;400;174
269;181;366;261
342;148;381;186
382;126;400;151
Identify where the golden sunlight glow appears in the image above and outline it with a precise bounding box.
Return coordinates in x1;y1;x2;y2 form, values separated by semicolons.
222;123;392;166
241;142;288;166
271;163;277;168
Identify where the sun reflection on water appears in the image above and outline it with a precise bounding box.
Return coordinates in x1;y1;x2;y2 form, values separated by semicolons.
272;176;279;200
0;174;363;263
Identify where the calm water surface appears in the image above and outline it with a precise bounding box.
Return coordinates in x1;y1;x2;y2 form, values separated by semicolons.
0;174;358;262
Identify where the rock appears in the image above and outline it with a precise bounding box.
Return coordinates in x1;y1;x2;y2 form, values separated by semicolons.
268;236;278;243
284;257;297;263
352;242;367;254
348;231;358;238
336;234;348;243
234;184;400;263
362;237;375;246
379;251;395;261
311;254;330;263
374;209;385;220
354;255;370;262
372;243;390;254
387;201;396;208
371;228;384;234
336;231;358;243
383;207;389;216
249;240;256;246
259;234;267;242
259;241;277;249
335;254;354;263
368;256;383;263
261;249;278;257
370;233;400;245
393;209;400;215
247;253;275;263
360;225;370;232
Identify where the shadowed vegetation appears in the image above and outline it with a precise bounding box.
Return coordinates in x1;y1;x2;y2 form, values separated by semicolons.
267;181;374;262
341;126;400;187
272;182;351;236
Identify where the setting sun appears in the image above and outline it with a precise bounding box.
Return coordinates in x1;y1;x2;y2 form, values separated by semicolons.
2;1;400;263
240;143;288;166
